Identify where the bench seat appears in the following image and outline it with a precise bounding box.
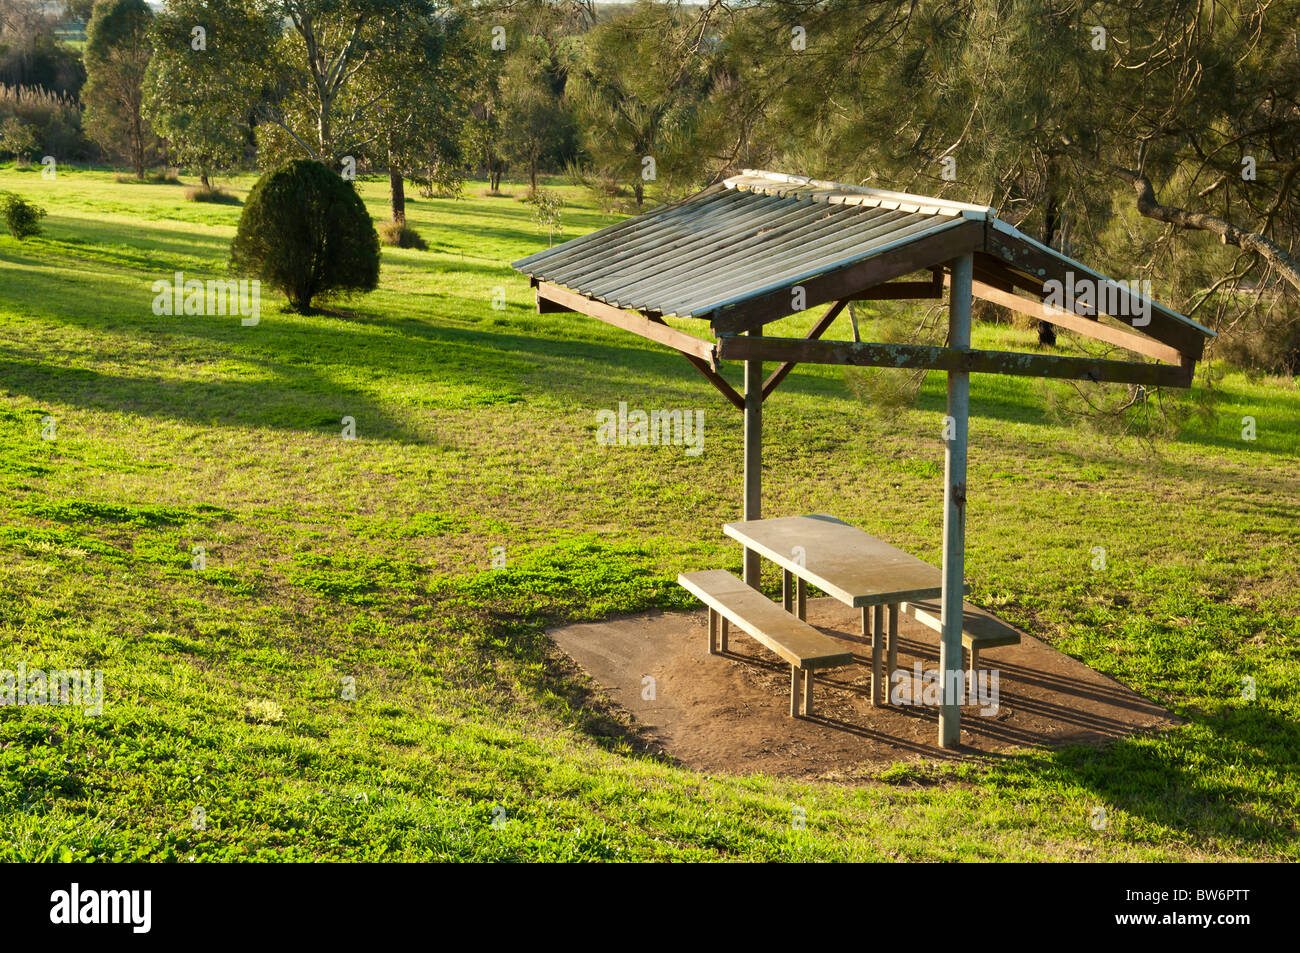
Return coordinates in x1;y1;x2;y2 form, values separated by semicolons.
899;599;1021;678
678;569;854;717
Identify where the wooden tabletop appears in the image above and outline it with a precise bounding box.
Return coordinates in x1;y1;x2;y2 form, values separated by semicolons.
724;513;963;607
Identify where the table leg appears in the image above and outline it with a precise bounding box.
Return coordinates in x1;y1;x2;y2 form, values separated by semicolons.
803;668;814;717
720;616;729;653
790;666;801;717
782;568;793;613
887;604;899;703
707;608;717;655
796;577;807;620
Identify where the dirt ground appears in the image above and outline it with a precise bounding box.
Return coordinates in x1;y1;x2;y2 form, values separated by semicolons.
549;597;1176;779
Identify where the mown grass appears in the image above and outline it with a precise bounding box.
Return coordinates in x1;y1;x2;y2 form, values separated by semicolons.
0;163;1296;861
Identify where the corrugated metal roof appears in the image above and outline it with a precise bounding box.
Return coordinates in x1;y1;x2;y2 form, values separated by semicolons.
511;169;1213;338
513;171;983;320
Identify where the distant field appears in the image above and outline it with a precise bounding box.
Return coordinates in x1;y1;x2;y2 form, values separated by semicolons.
0;163;1297;860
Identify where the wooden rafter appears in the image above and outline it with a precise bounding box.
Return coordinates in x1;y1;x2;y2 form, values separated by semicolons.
535;281;716;362
985;229;1209;359
534;281;743;410
951;276;1186;365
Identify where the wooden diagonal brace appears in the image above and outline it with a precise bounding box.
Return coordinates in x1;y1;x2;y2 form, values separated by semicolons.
761;299;848;401
645;315;744;410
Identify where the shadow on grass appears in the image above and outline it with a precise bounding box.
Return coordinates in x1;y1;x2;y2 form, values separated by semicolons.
1040;705;1300;850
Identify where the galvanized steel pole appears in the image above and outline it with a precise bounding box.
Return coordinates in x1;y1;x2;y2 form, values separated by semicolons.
743;325;763;588
939;254;973;748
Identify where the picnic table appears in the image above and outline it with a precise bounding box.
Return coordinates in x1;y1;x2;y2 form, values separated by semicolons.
680;514;1018;718
723;514;969;704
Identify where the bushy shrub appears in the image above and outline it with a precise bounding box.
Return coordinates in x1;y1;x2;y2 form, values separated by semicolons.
0;191;47;239
229;159;379;313
377;219;427;249
0;84;89;161
185;185;240;205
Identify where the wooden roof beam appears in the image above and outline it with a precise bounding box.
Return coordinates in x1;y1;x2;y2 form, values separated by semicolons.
535;281;716;364
717;336;1193;387
985;229;1210;359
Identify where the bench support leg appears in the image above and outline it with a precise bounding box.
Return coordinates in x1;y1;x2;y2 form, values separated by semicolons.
782;569;792;613
967;645;978;693
719;617;729;653
796;577;807;620
802;668;813;717
790;666;801;717
870;604;884;705
707;608;718;655
887;604;899;703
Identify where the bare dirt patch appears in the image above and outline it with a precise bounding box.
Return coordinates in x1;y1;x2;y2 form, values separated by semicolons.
549;597;1176;779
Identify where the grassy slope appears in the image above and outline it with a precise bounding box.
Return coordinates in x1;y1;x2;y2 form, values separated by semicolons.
0;165;1296;861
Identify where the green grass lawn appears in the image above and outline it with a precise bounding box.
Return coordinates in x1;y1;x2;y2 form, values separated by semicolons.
0;164;1297;861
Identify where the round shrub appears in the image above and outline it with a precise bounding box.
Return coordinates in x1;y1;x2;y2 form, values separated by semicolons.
0;191;46;240
229;159;379;313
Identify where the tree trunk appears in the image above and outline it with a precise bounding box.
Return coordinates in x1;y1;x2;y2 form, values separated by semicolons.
389;163;406;226
1038;184;1058;346
634;179;644;206
530;156;537;194
133;111;144;180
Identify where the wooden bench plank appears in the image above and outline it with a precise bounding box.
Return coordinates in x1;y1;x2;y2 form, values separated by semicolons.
899;599;1022;682
900;599;1022;649
679;570;854;669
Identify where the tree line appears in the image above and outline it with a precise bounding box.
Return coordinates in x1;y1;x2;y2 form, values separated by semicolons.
2;0;1298;372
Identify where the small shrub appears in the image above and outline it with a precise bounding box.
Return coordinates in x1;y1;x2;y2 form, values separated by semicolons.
113;168;180;184
377;220;428;249
229;158;380;313
524;188;563;246
0;115;38;160
0;191;46;239
185;185;241;205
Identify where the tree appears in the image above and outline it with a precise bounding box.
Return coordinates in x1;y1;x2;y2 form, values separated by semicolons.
229;159;380;313
0;0;86;96
500;34;577;195
569;0;716;206
143;0;275;189
1;190;46;239
355;5;471;225
229;1;463;230
82;0;155;179
707;0;1300;374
